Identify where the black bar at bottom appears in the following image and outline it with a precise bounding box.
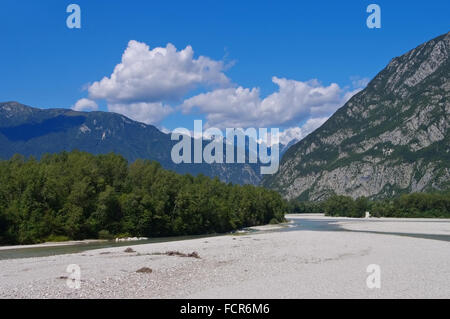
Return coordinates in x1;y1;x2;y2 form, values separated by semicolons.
0;299;448;318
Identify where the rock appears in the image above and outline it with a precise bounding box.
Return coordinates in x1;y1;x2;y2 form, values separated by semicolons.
136;267;153;274
264;32;450;200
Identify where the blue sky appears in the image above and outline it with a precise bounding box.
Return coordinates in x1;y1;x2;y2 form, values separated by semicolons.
0;0;449;142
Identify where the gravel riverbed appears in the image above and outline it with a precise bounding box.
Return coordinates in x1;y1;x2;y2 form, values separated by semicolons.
1;214;449;298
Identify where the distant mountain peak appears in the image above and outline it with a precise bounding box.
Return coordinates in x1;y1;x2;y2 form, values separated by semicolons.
1;101;30;112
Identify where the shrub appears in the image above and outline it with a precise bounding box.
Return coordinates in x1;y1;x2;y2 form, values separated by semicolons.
0;151;288;244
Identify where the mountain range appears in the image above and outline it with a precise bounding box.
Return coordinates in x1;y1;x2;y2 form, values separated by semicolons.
264;31;450;200
0;102;268;185
1;32;449;200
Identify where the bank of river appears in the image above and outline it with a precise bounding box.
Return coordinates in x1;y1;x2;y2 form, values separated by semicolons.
0;234;223;260
2;214;449;260
1;214;449;298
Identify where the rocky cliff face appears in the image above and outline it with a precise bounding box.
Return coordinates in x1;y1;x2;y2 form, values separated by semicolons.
264;32;450;200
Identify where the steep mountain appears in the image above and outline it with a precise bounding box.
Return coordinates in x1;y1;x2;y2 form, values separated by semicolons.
264;32;450;200
0;102;261;184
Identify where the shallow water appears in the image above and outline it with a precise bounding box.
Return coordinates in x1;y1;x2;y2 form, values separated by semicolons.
0;233;219;260
280;217;450;242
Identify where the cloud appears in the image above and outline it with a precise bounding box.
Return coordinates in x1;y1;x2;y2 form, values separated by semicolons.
108;102;173;125
72;98;98;111
278;117;328;145
181;77;353;129
88;41;230;104
75;40;369;143
181;86;261;128
81;40;230;125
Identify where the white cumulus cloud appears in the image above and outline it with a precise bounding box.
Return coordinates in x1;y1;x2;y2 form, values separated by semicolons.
74;40;369;143
279;117;329;145
88;41;230;104
82;40;230;125
72;98;98;111
181;77;354;129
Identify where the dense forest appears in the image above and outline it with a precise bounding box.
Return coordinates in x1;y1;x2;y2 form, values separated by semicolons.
288;192;450;218
0;151;286;245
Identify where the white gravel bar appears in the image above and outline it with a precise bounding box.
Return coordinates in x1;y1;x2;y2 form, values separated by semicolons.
0;214;449;299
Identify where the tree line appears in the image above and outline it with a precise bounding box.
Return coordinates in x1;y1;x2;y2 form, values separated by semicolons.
288;192;450;218
0;151;286;245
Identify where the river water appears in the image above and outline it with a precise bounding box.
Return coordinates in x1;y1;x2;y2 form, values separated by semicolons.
0;234;220;260
1;215;449;260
